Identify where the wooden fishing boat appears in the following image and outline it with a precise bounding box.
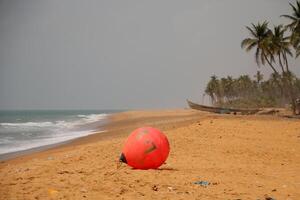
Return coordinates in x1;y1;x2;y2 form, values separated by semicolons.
187;100;261;115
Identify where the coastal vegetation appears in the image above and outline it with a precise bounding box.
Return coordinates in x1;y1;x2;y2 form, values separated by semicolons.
205;72;300;108
205;1;300;113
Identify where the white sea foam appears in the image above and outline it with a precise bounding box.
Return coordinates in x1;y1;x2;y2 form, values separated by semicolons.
0;114;107;130
1;122;54;128
0;136;14;144
0;130;106;155
0;113;108;155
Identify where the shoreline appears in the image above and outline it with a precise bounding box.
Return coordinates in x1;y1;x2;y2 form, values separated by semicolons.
0;109;203;164
1;108;297;162
0;111;114;161
0;109;299;199
0;109;296;163
0;114;110;161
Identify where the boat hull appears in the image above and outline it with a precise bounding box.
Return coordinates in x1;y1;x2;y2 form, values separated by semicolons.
187;100;261;115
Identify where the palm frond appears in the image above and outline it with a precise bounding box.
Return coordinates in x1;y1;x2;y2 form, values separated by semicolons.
285;21;297;31
246;26;257;38
281;14;298;21
296;46;300;57
241;38;255;49
296;50;300;58
289;2;298;15
261;21;269;32
285;48;293;57
245;41;257;52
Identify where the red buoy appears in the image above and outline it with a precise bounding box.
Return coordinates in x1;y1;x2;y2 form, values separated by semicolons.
120;127;170;169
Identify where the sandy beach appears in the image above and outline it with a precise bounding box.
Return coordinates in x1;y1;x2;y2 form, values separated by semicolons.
0;109;299;200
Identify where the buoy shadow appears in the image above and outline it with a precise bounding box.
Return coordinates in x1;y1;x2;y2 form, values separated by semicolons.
130;167;178;171
158;167;178;171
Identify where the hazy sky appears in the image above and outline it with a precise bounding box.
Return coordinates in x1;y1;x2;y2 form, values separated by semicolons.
0;0;299;110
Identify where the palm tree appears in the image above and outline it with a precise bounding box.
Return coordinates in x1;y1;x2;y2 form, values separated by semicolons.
241;22;290;109
205;75;219;105
270;25;297;113
281;1;300;57
269;25;293;73
254;71;263;84
241;21;279;74
237;75;253;98
224;76;235;101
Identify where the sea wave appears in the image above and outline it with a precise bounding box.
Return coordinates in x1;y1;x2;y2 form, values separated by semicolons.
0;122;54;128
0;113;108;155
0;136;14;144
0;114;107;130
0;130;105;155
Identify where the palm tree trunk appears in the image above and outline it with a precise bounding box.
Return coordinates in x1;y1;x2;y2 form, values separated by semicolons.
262;52;284;101
278;53;285;73
263;52;279;75
283;53;296;115
278;53;290;104
283;52;290;72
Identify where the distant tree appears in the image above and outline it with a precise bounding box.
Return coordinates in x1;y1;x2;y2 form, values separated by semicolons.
205;75;219;104
222;76;235;102
254;71;263;84
238;75;254;98
204;73;300;109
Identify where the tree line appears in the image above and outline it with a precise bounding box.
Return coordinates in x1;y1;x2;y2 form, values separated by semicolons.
205;72;300;108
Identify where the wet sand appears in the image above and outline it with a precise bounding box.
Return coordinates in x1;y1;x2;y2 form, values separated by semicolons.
0;109;299;199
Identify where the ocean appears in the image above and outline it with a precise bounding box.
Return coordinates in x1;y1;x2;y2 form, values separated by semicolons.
0;110;120;157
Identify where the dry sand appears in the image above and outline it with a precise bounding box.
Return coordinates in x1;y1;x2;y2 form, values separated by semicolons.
0;109;299;200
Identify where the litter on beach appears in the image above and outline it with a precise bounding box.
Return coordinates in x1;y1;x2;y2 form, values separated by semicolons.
194;180;210;187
